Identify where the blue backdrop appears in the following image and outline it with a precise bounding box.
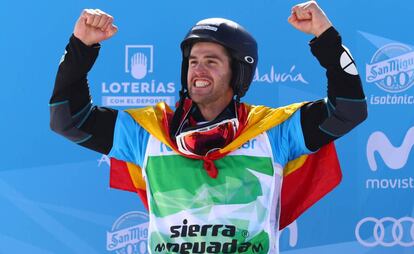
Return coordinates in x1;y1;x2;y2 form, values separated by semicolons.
1;0;413;253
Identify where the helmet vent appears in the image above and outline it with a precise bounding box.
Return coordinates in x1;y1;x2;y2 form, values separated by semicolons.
244;56;255;64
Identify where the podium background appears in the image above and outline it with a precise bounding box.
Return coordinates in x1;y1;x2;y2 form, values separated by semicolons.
1;0;413;253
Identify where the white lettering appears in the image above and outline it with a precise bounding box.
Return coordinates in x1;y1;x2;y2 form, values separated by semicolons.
365;177;414;189
102;96;175;106
167;82;176;93
131;82;139;93
111;82;122;93
107;224;148;251
242;139;257;149
369;94;414;105
101;81;176;94
102;82;110;93
366;51;414;83
253;65;308;84
141;82;150;93
156;82;166;93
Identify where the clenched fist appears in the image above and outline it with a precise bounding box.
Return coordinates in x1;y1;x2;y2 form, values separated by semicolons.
73;9;118;46
288;1;332;37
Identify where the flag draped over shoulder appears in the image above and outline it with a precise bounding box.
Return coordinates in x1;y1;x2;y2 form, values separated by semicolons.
109;102;342;230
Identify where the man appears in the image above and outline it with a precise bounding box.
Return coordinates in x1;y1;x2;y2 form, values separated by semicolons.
50;1;367;253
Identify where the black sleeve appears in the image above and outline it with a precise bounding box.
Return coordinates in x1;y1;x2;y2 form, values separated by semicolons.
49;35;118;154
300;27;368;151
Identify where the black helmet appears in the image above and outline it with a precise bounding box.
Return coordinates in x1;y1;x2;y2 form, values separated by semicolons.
180;18;258;100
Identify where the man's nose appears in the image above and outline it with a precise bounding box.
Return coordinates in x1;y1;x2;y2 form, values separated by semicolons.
193;62;207;74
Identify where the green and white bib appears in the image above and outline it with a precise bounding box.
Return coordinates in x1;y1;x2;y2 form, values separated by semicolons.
142;133;283;254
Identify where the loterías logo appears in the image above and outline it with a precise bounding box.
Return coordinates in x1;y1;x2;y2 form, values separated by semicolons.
100;44;176;107
355;217;414;247
366;126;414;171
125;45;153;80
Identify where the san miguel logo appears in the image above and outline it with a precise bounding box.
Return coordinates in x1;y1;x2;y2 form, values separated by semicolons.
360;31;414;105
107;211;149;254
366;43;414;93
154;219;265;253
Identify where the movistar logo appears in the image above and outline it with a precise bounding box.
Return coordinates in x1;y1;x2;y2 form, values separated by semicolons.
154;219;265;253
367;127;414;171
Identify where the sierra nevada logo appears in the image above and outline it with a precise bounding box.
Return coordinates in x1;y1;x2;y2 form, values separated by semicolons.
153;219;265;253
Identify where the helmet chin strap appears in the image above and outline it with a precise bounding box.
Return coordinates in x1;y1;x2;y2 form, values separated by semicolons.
169;88;189;139
233;61;244;102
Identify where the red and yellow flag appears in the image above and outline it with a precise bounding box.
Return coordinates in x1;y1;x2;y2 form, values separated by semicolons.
109;102;341;229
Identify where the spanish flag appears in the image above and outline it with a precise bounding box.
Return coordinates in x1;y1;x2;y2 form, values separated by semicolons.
109;102;341;230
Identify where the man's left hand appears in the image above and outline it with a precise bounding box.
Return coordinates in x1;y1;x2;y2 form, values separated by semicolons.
288;1;332;37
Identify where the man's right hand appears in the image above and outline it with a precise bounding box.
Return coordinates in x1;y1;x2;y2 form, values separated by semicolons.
73;9;118;46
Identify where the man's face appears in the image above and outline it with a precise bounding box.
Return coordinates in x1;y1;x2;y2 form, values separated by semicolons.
187;42;233;108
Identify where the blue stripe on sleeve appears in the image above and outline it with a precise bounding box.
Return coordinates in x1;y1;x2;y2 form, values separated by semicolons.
108;111;150;168
336;97;367;102
74;134;92;144
75;106;93;128
49;100;69;107
72;102;92;118
267;110;311;168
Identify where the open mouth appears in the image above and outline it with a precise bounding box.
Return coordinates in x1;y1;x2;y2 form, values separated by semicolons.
193;79;211;88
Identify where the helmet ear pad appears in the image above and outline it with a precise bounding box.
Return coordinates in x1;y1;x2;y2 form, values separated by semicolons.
181;57;190;94
231;61;254;100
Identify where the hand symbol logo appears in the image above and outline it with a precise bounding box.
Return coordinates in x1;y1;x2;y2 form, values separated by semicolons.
130;53;148;79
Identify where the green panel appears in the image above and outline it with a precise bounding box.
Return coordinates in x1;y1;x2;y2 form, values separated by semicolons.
146;155;274;217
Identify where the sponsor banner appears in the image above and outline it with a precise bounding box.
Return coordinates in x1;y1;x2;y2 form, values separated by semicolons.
152;219;265;253
102;96;175;107
364;127;414;190
362;32;414;105
151;219;298;253
355;217;414;247
279;220;298;248
366;50;414;86
253;65;308;85
107;211;149;254
101;44;176;107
